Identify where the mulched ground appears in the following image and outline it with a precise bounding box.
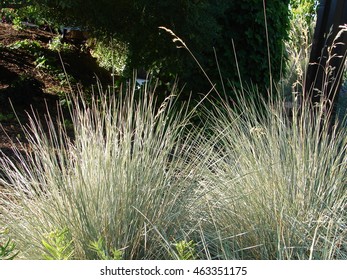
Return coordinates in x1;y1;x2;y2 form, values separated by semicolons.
0;22;112;160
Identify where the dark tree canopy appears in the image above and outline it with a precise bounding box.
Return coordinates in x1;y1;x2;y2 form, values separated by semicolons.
2;0;291;99
0;0;33;8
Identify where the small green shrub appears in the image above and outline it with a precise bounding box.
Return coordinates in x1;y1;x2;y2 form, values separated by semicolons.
34;55;57;71
12;16;24;30
1;5;47;26
48;36;74;52
41;227;74;260
8;39;42;54
0;113;15;122
89;238;123;260
56;72;76;86
88;37;128;75
0;228;19;260
1;8;17;23
173;240;197;260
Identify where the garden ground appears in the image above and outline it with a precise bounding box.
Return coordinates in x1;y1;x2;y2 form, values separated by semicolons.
0;22;112;158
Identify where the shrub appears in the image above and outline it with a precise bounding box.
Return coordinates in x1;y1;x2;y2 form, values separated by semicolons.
0;5;48;26
212;0;290;96
41;227;74;260
48;36;74;53
8;39;42;54
0;228;19;260
88;238;123;260
87;37;128;75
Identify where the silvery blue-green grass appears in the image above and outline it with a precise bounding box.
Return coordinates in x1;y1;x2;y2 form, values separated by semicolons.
191;89;347;259
1;80;346;259
0;82;201;259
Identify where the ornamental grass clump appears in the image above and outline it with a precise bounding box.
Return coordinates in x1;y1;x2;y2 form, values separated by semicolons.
192;91;347;259
0;82;199;259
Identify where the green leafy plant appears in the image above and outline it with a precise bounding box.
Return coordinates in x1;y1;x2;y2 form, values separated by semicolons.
34;55;56;71
290;0;318;28
1;4;47;25
9;39;42;54
12;16;24;30
173;240;197;260
0;113;15;122
41;227;74;260
89;238;123;260
212;0;290;96
48;36;74;52
88;37;128;75
56;72;76;86
34;55;48;69
0;228;19;260
0;7;17;23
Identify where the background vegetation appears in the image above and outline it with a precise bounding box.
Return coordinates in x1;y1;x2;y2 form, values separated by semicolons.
2;0;290;99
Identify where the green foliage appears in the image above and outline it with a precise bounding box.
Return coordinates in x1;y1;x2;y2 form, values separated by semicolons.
8;39;42;54
212;0;290;96
41;227;74;260
56;72;76;87
289;0;317;49
0;1;33;9
1;8;19;24
290;0;318;27
34;55;53;70
87;37;128;75
173;240;197;260
12;16;24;30
0;113;15;121
48;36;74;52
15;1;290;100
1;4;46;26
283;0;317;98
0;228;19;260
89;238;123;260
17;4;46;25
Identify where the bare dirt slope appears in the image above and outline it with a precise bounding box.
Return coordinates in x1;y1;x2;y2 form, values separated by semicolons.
0;22;111;158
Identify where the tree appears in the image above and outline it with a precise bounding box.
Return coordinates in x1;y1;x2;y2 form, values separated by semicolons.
290;0;318;27
214;0;290;96
3;0;291;101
